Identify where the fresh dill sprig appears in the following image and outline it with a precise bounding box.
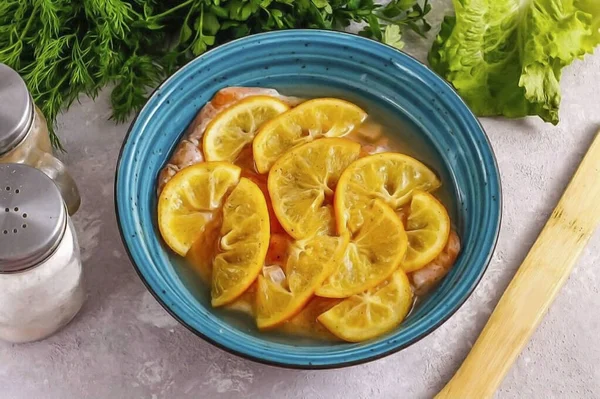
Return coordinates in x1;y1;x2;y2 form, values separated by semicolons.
0;0;430;149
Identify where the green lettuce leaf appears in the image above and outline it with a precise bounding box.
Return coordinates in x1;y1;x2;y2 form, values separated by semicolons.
428;0;600;124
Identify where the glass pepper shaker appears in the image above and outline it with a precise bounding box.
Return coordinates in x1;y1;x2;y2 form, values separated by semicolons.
0;164;85;343
0;63;81;215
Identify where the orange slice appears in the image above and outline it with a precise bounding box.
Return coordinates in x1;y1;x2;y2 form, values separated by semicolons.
401;191;451;272
318;270;413;342
268;138;361;240
316;200;408;298
203;96;290;163
211;178;270;306
253;98;367;173
158;162;241;256
335;153;441;233
256;234;347;329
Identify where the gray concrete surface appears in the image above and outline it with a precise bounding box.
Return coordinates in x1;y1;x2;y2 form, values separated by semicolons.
1;3;600;398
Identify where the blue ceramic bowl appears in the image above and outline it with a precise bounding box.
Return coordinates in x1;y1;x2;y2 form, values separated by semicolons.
115;30;501;368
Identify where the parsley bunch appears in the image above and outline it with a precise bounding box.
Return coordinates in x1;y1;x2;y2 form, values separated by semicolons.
0;0;430;148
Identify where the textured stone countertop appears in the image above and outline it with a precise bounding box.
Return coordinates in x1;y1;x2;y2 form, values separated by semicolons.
2;3;600;398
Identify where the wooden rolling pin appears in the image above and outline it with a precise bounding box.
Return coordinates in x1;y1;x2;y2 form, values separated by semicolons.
437;131;600;399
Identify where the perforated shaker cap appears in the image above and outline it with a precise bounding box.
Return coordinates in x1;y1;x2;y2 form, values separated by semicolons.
0;63;34;155
0;164;67;273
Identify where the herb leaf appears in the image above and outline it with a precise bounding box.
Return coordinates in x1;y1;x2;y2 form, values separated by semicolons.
0;0;431;148
383;25;404;50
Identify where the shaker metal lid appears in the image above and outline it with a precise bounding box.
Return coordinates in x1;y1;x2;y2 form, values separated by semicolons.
0;164;67;273
0;63;34;155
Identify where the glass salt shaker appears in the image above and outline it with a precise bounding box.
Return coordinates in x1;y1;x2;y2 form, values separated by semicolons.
0;63;81;215
0;164;85;343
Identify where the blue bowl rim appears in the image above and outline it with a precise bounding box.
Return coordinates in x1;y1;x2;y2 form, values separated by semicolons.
114;29;502;369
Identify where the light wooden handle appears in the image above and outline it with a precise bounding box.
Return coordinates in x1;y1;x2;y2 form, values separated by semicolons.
436;131;600;399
